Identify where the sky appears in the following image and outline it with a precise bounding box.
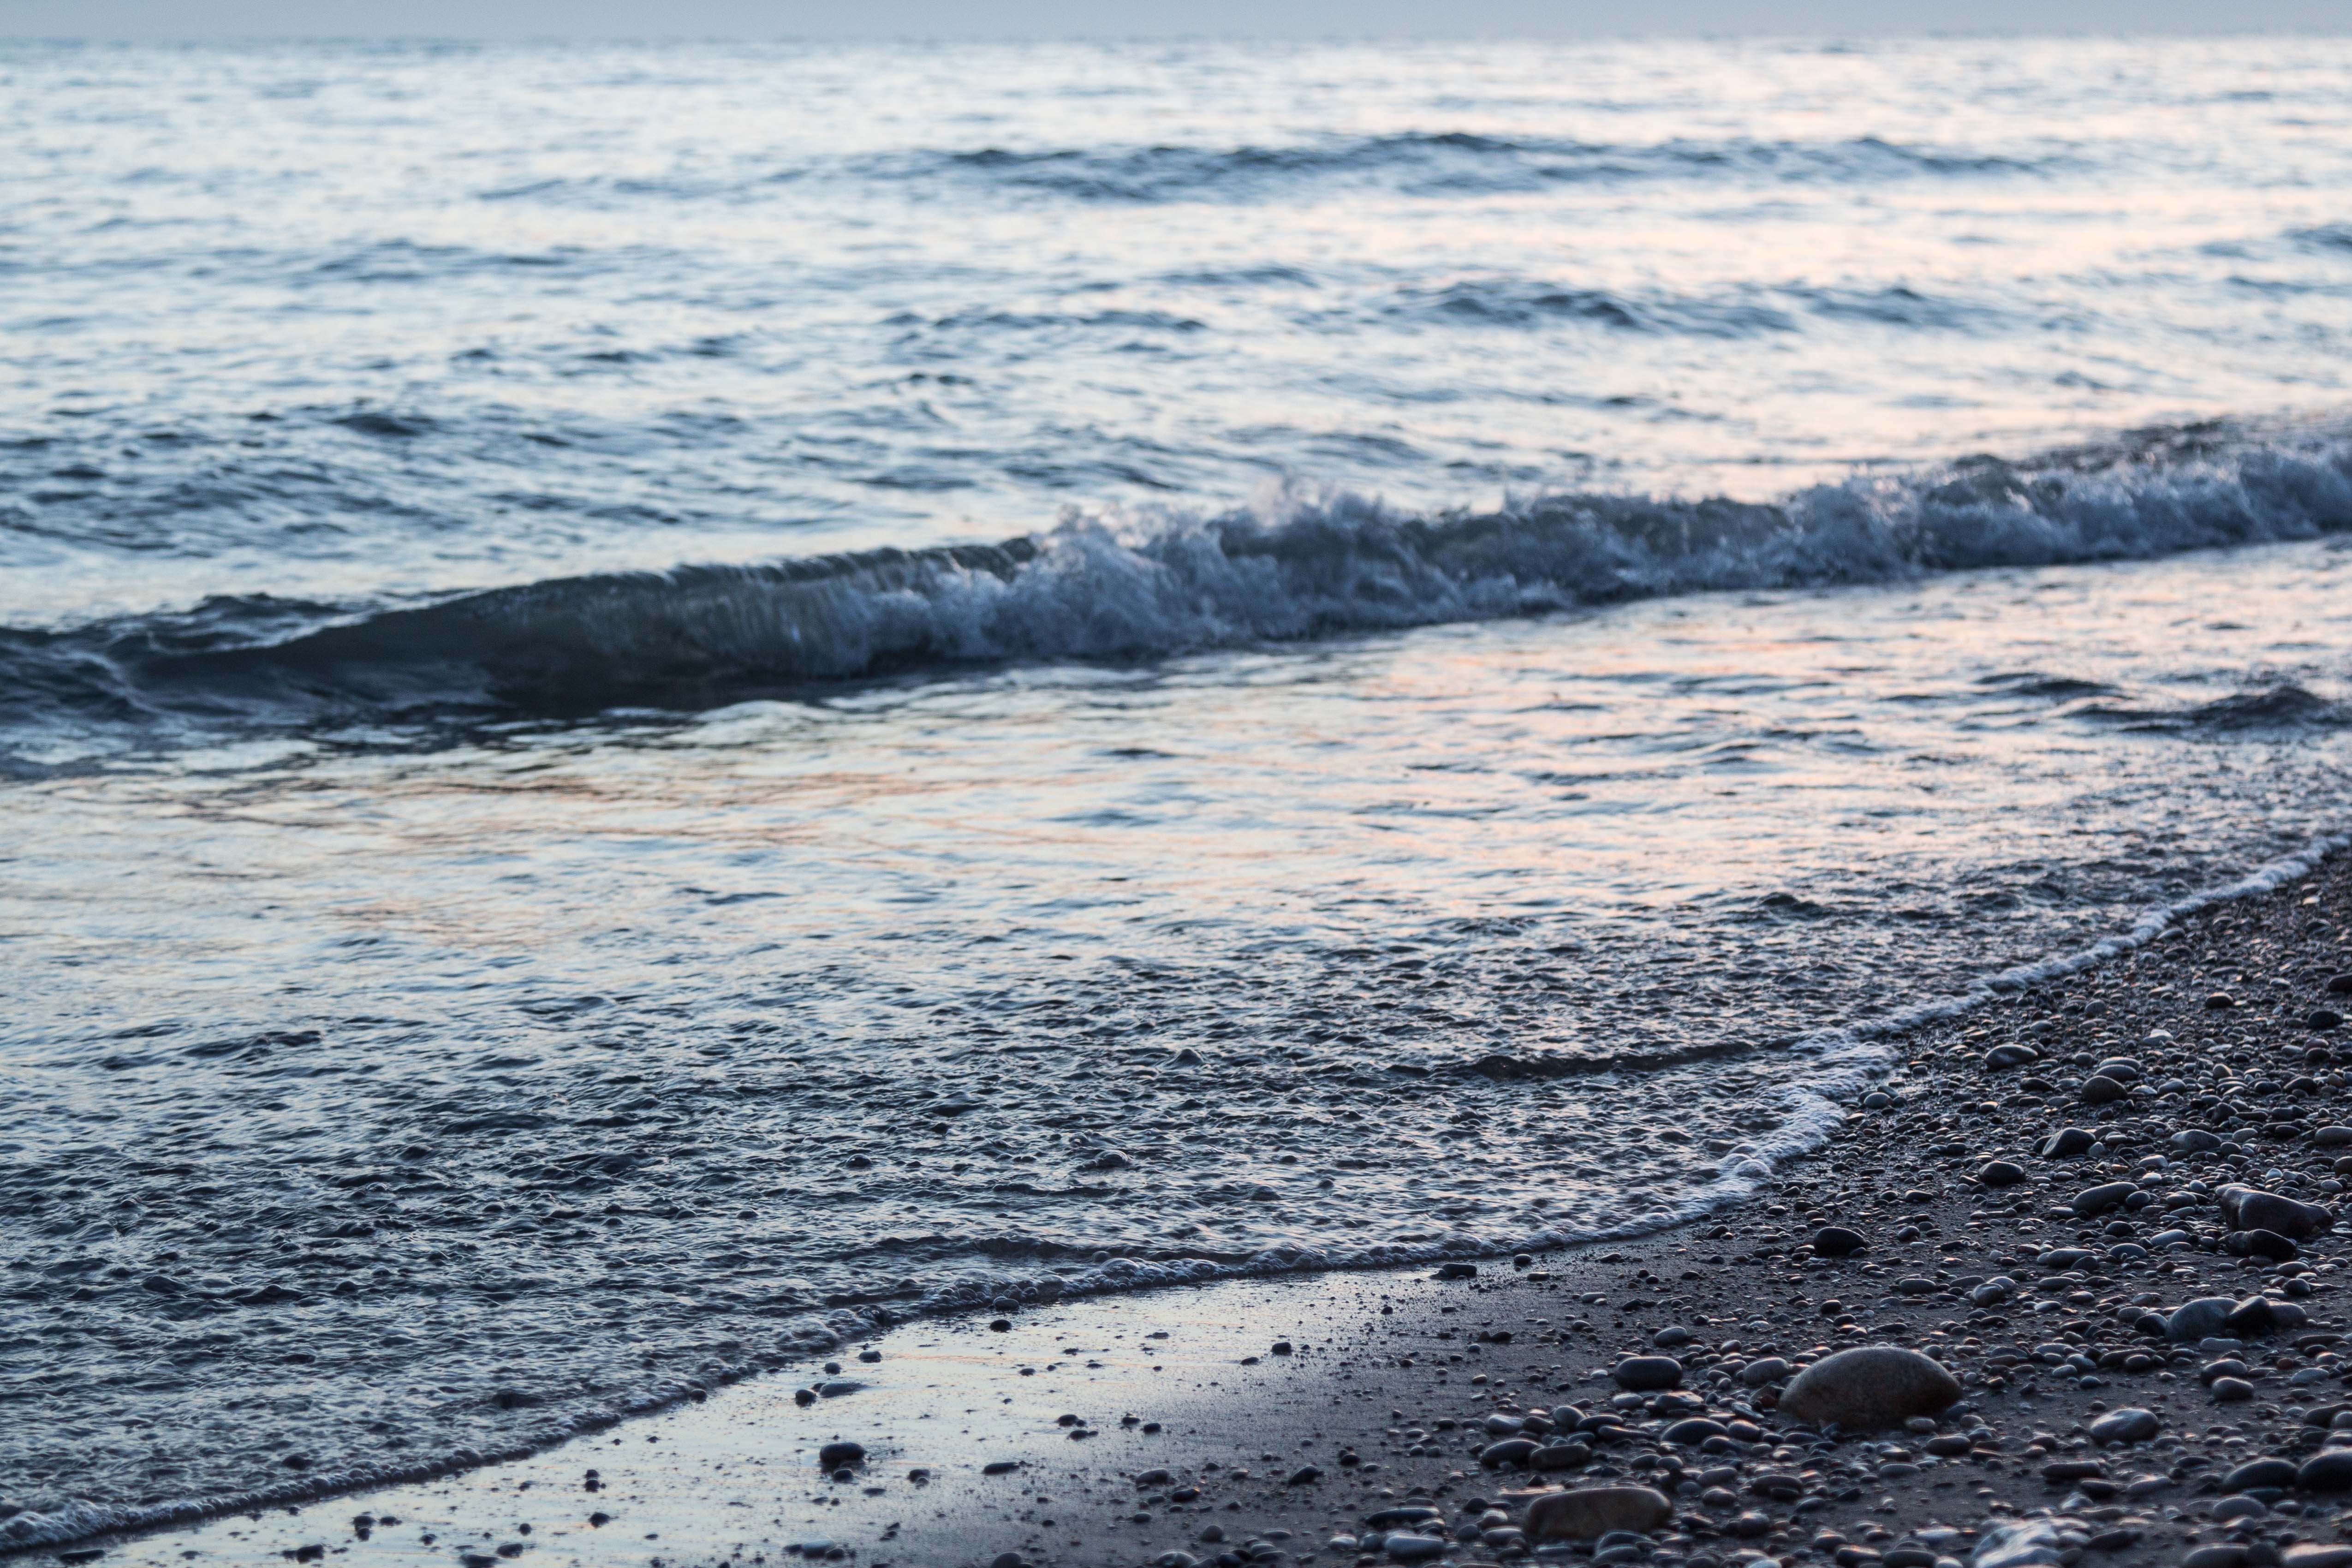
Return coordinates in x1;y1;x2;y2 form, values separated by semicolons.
8;0;2349;38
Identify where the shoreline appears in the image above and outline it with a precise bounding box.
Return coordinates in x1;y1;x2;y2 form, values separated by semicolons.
14;841;2352;1568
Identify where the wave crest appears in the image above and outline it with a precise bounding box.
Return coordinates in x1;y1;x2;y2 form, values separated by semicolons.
5;419;2351;737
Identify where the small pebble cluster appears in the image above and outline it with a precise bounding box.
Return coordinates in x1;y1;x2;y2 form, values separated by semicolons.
1053;860;2352;1568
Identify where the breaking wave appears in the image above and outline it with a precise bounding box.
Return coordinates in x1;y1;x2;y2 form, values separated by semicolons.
4;419;2350;744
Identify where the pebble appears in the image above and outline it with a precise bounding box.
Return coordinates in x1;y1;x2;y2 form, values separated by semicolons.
1612;1355;1684;1391
816;1441;865;1468
2301;1450;2352;1491
2072;1181;2135;1216
1739;1356;1791;1385
2168;1299;2238;1341
2219;1186;2332;1239
1776;1345;1961;1429
2225;1228;2300;1262
1979;1161;2025;1187
2039;1127;2096;1159
2078;1075;2128;1104
2223;1456;2297;1491
1811;1225;1866;1257
2087;1407;2159;1443
1523;1485;1673;1542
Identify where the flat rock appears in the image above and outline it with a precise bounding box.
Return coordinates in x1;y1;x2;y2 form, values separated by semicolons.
1775;1345;1960;1430
2039;1128;2095;1159
1524;1486;1673;1541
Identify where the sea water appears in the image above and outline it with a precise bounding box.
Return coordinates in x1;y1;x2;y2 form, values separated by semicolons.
4;36;2352;1543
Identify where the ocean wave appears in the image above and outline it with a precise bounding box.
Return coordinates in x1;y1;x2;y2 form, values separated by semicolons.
916;131;2066;203
3;418;2349;741
2077;682;2352;733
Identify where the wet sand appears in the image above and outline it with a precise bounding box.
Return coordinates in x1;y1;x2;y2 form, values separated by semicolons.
19;849;2352;1568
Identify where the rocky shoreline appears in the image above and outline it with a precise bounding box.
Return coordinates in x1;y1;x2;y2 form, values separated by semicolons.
1078;848;2352;1568
20;849;2352;1568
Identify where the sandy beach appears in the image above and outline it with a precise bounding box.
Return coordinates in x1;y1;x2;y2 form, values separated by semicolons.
23;846;2350;1568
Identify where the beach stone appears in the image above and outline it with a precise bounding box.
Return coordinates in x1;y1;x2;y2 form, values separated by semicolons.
1970;1276;2018;1306
1985;1044;2041;1068
1663;1419;1730;1446
1479;1439;1538;1467
2040;1128;2096;1159
1381;1534;1447;1562
2073;1182;2136;1216
1436;1262;1478;1280
2224;1456;2298;1492
2212;1377;2257;1402
1613;1355;1684;1391
1980;1161;2026;1187
1775;1345;1960;1429
1811;1225;1866;1257
2310;1013;2345;1033
2316;1127;2352;1147
2208;992;2238;1010
817;1441;865;1467
1971;1519;2066;1568
2220;1187;2332;1239
2185;1548;2250;1568
2080;1075;2129;1105
2284;1549;2352;1568
2298;1450;2352;1491
2093;1057;2144;1081
2227;1229;2300;1262
2089;1407;2160;1443
2328;975;2352;995
2173;1130;2225;1153
1524;1486;1673;1542
2225;1296;2280;1335
1739;1357;1791;1386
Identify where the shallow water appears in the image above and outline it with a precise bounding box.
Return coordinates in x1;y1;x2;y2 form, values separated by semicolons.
5;34;2352;1546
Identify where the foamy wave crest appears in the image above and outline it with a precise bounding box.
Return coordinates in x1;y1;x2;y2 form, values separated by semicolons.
5;419;2350;736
